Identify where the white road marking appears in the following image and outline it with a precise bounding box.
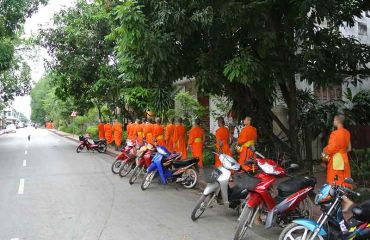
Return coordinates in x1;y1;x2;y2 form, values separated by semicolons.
23;160;27;167
11;238;19;240
26;144;28;148
18;179;24;195
24;150;27;155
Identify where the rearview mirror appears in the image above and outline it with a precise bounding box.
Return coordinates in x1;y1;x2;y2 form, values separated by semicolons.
344;177;355;185
289;163;299;169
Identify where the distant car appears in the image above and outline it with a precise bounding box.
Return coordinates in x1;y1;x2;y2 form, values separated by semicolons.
6;124;16;133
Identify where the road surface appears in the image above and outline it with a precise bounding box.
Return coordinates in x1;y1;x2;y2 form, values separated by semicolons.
0;128;278;240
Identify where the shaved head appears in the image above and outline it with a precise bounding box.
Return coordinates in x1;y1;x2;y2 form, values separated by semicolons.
334;114;345;128
243;116;252;126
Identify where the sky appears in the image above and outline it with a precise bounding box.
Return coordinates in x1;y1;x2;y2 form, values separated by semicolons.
12;0;76;120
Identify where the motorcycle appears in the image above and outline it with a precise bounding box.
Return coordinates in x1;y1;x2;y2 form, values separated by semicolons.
111;140;136;174
118;141;141;177
128;143;156;185
76;135;107;153
191;153;256;221
279;177;369;240
141;145;199;191
233;148;316;240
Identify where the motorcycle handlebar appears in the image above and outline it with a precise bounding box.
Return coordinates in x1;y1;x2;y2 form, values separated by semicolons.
247;146;265;158
342;187;361;197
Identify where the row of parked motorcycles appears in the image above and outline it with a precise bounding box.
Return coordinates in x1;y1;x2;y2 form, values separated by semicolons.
109;140;370;240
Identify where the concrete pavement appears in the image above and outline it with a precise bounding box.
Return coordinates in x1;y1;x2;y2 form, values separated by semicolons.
0;128;276;240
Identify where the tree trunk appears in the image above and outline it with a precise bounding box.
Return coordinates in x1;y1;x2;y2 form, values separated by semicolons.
304;126;313;174
287;75;301;164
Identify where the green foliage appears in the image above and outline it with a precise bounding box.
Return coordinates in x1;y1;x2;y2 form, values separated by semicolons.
173;92;205;122
86;126;98;139
345;90;370;124
0;0;46;103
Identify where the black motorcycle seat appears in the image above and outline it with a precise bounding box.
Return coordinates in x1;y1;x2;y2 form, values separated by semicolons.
173;158;199;168
233;173;261;191
93;139;106;144
166;153;181;161
278;176;317;194
353;199;370;222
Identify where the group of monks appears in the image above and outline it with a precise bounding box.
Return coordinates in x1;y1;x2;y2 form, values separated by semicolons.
98;119;123;150
96;114;352;190
97;116;258;168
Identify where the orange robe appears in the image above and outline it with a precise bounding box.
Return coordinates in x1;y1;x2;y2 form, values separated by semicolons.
165;123;175;152
188;126;205;167
136;123;144;144
174;124;187;160
215;126;232;167
153;123;165;146
131;122;138;141
143;123;154;145
98;123;105;139
104;123;113;144
238;125;257;167
126;123;133;141
324;127;351;188
113;122;123;147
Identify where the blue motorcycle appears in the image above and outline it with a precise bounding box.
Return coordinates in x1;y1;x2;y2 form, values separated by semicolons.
140;145;199;191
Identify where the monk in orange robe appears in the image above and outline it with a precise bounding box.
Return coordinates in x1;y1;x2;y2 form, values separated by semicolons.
215;117;232;167
188;118;205;167
323;114;352;188
126;120;133;141
136;119;144;144
238;116;257;168
143;118;154;145
112;119;123;150
131;120;137;141
174;117;187;159
165;118;175;152
104;122;113;144
153;117;165;146
98;121;105;139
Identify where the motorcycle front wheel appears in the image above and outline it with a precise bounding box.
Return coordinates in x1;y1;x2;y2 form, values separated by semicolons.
76;144;84;153
279;223;324;240
141;171;156;191
129;165;142;185
111;159;123;174
182;168;198;189
233;206;257;240
118;160;134;177
191;193;212;221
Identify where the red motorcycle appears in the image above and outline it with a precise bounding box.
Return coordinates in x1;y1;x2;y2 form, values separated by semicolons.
111;140;137;174
128;143;156;185
76;135;107;153
118;141;141;177
233;148;316;240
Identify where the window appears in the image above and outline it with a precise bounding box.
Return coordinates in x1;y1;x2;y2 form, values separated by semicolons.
358;22;368;36
314;84;342;101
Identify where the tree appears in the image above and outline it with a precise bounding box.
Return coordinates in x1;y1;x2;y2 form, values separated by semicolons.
0;0;47;102
111;0;370;168
39;0;118;117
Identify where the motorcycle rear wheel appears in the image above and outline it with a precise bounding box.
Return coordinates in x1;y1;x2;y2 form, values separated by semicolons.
191;194;212;221
182;168;198;189
129;165;142;185
76;144;84;153
111;159;122;174
233;206;256;240
279;223;324;240
118;161;134;177
141;171;156;191
97;143;107;153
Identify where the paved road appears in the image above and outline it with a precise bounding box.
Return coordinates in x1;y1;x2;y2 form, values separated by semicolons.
0;128;279;240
